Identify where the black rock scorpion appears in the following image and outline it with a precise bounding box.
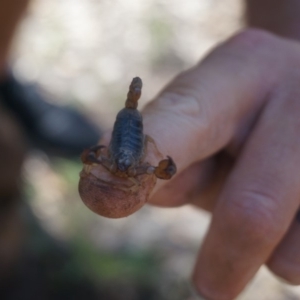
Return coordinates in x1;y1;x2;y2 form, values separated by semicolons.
81;77;177;182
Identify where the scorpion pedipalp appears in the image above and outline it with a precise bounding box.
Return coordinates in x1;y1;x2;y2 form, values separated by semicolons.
154;156;177;180
80;145;106;165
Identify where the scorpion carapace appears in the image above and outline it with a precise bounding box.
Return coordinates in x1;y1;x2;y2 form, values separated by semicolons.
81;77;177;181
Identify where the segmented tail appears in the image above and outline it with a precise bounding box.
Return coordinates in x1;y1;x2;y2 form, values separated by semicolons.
125;77;143;109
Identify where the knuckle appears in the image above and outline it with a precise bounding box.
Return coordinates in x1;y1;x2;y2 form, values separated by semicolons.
229;28;276;48
218;28;285;72
205;28;287;87
226;29;300;73
222;188;284;245
157;88;201;118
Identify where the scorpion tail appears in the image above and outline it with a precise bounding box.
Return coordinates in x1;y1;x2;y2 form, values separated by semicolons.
125;77;143;109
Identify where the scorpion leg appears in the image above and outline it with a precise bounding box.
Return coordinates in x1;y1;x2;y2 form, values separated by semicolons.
153;156;177;180
144;134;163;159
128;177;141;188
133;156;176;180
81;145;106;164
81;145;113;171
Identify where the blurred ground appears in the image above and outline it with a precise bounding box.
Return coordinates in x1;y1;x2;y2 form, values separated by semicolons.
10;0;300;299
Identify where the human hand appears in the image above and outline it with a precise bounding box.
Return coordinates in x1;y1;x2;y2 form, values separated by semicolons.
141;29;300;299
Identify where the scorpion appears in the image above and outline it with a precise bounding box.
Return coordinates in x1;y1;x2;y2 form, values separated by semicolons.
81;77;177;185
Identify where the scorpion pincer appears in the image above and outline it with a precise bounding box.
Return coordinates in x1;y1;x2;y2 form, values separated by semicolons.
81;77;177;182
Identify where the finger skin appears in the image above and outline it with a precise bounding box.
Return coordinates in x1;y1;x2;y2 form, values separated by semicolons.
267;221;300;285
96;29;300;298
150;152;234;211
192;71;300;299
142;29;300;298
144;29;295;198
246;0;300;41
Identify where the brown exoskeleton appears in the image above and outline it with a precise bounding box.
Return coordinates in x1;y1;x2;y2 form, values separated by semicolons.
81;77;176;183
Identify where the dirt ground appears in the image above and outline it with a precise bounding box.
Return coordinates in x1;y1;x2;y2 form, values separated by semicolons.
10;0;300;299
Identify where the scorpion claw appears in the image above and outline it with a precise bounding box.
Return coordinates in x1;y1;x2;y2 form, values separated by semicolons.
154;156;177;180
90;145;106;153
81;145;106;165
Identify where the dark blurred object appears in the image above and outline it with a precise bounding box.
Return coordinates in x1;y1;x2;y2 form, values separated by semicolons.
0;205;101;300
246;0;300;40
0;101;25;292
0;103;25;202
0;74;101;158
0;204;163;300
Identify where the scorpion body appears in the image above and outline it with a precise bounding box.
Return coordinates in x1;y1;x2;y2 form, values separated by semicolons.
109;106;144;172
81;77;176;181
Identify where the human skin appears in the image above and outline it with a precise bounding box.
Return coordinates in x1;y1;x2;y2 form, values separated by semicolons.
0;0;29;79
137;29;300;299
3;0;300;299
142;2;300;299
246;0;300;41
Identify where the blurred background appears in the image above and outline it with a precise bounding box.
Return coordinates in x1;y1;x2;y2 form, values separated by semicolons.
2;0;300;299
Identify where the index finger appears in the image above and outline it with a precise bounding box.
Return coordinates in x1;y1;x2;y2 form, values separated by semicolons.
142;29;292;196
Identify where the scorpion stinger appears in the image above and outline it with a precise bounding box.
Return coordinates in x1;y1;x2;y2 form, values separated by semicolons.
125;77;142;109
